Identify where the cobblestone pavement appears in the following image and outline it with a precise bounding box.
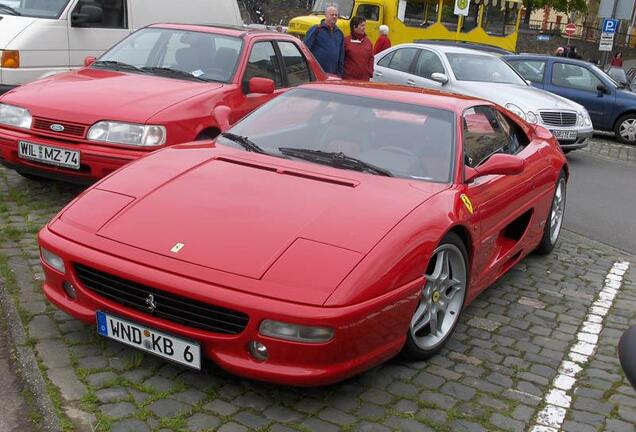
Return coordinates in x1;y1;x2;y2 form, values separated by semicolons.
582;135;636;165
1;138;636;432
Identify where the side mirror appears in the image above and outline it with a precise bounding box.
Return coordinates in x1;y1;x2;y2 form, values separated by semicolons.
212;105;231;133
465;153;525;183
243;77;275;95
71;5;103;27
597;84;609;95
84;56;96;67
431;72;449;85
619;326;636;390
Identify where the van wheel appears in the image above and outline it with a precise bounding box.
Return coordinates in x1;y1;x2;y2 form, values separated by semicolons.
614;114;636;144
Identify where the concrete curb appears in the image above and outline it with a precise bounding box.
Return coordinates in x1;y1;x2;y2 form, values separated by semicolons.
0;277;62;432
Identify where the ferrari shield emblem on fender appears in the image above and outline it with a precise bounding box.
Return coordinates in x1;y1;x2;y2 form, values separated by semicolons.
170;243;185;253
460;194;474;214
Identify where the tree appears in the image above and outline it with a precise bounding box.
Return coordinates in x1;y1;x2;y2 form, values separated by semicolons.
523;0;588;25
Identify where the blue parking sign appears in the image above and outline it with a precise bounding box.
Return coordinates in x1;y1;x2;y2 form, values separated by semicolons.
603;18;619;34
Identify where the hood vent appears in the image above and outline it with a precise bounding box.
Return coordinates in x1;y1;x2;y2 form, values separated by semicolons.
215;155;359;187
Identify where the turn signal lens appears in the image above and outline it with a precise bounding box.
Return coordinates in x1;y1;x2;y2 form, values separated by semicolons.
40;247;65;274
1;50;19;68
259;319;334;343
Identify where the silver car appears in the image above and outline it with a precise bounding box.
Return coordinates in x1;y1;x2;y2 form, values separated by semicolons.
373;44;593;152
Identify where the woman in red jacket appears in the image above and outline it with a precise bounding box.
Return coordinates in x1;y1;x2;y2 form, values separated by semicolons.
374;25;391;55
343;16;373;81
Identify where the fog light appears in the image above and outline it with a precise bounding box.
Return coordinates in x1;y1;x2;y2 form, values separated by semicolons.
40;247;65;274
248;341;268;361
63;282;76;299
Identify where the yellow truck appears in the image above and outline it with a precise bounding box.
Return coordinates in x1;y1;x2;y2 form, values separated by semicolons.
288;0;524;53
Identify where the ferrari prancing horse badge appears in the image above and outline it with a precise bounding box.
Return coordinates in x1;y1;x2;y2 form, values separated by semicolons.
460;194;474;214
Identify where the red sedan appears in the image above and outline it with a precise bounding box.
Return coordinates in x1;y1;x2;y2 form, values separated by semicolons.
38;83;567;385
0;24;326;183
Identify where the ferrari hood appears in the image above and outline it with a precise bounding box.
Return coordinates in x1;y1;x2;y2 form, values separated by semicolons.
95;151;444;280
2;69;222;123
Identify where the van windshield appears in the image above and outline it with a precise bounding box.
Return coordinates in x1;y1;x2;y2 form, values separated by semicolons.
0;0;70;18
312;0;354;19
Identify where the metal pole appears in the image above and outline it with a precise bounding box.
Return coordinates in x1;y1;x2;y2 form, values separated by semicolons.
602;0;619;67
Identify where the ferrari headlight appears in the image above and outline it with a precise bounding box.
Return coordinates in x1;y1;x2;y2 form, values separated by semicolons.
0;103;32;129
505;103;526;121
526;111;538;124
40;247;65;274
87;121;166;146
259;319;334;343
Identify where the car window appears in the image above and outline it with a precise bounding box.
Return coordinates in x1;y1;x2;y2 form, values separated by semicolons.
277;41;312;86
387;48;418;73
243;41;283;88
414;49;445;80
463;106;514;168
507;59;546;83
552;62;602;92
447;53;526;85
356;4;380;21
72;0;126;28
377;51;394;67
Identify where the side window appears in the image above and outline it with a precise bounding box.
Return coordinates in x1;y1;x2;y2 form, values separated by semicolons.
356;4;380;21
387;48;418;73
277;41;312;86
377;51;395;67
414;50;445;80
243;41;283;89
551;63;602;91
493;110;529;155
463;106;510;168
72;0;126;29
507;60;546;83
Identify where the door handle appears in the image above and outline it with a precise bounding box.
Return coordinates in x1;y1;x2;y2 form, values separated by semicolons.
375;71;383;77
407;79;416;86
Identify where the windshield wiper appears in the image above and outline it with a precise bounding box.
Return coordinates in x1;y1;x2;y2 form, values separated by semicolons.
92;60;144;73
278;147;393;177
221;133;267;154
0;4;20;15
140;66;207;82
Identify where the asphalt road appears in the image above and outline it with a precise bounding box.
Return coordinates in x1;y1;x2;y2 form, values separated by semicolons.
564;147;636;255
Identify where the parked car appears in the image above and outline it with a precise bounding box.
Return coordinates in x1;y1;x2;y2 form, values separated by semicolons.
0;0;244;94
505;54;636;145
374;44;593;152
0;24;326;183
38;82;568;385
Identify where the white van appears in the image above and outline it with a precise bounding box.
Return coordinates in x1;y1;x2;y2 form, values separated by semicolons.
0;0;243;94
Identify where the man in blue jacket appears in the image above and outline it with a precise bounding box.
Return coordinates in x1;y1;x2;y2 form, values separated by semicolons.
304;6;344;77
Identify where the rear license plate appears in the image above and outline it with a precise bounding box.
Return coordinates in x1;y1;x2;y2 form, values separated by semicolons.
18;140;80;170
96;311;201;370
551;130;577;140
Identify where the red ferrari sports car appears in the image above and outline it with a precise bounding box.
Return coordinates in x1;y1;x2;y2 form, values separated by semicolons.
38;82;568;386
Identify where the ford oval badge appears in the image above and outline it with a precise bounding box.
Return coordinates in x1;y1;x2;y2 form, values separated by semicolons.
50;123;65;132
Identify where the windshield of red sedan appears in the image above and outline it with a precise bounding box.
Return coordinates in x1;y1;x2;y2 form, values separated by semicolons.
217;88;456;183
96;28;243;83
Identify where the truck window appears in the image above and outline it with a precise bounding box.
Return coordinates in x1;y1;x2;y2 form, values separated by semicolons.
243;42;283;89
398;0;438;28
72;0;126;29
277;41;312;86
440;0;459;31
482;3;517;36
356;4;380;21
460;2;481;32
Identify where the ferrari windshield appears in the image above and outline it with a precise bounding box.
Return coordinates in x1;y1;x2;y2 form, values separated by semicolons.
447;53;527;85
217;88;456;182
0;0;69;18
97;28;243;83
312;0;354;18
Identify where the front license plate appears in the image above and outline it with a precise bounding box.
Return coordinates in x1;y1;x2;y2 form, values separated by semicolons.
96;311;201;370
18;140;80;169
551;130;578;140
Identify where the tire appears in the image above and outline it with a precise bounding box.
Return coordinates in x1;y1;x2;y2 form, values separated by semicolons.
535;171;566;255
401;232;468;360
614;114;636;145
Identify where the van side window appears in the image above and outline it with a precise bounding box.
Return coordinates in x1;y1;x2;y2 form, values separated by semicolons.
72;0;126;29
356;4;380;21
243;42;283;88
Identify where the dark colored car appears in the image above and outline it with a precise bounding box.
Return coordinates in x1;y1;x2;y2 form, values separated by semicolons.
504;54;636;144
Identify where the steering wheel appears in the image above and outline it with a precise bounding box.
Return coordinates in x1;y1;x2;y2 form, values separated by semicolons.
376;145;417;157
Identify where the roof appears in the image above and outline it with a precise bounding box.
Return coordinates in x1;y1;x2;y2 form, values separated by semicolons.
503;54;594;67
404;43;500;57
148;23;279;38
296;81;491;113
414;40;514;55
